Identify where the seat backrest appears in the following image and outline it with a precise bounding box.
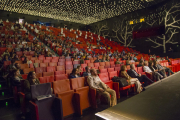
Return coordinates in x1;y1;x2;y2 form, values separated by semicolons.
109;71;118;80
35;67;46;73
110;61;114;65
66;69;73;75
137;67;143;73
85;60;90;64
108;68;114;72
39;76;54;83
31;83;51;100
49;62;57;67
115;67;121;71
34;60;42;63
43;72;54;77
57;66;65;71
55;74;68;81
47;66;56;72
81;64;87;69
99;68;108;73
87;63;94;67
94;63;100;67
99;66;104;69
70;77;85;89
51;59;58;63
58;62;65;66
105;62;110;66
73;64;80;69
40;63;48;67
44;59;50;63
21;74;28;80
23;68;34;74
53;79;71;94
65;65;73;70
36;73;42;78
46;57;52;60
73;61;80;65
99;73;110;83
65;61;72;65
59;59;65;62
55;71;65;75
20;64;29;69
99;62;105;66
31;57;38;60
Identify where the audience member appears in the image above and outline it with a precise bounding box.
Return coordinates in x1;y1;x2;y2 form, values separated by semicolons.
127;64;154;87
87;69;117;107
82;66;91;77
69;68;80;79
120;65;143;93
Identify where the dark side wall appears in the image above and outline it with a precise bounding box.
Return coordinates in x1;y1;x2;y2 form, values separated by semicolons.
88;0;180;56
0;10;85;30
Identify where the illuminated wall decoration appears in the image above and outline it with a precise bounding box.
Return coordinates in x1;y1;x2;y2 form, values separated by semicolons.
0;0;166;25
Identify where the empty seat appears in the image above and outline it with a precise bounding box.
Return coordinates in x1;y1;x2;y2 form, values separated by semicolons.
58;62;65;66
65;61;72;65
46;57;52;60
108;68;114;73
47;66;56;72
81;64;87;69
36;73;42;78
54;71;65;75
85;60;90;64
34;60;42;63
66;69;72;75
55;74;68;81
44;59;50;63
43;72;54;77
49;62;57;67
23;68;34;74
39;76;54;83
20;64;29;69
53;80;74;117
40;63;48;67
59;59;65;62
70;77;90;115
109;71;118;80
105;62;110;68
99;66;105;69
51;59;58;63
99;62;105;66
99;68;108;73
35;67;46;73
57;66;65;71
31;57;38;61
21;74;28;80
94;63;100;68
87;63;94;68
66;65;73;70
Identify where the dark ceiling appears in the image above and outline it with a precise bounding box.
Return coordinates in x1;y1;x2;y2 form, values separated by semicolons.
0;0;166;24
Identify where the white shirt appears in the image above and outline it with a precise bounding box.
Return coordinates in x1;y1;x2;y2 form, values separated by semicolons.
143;66;152;73
87;75;107;90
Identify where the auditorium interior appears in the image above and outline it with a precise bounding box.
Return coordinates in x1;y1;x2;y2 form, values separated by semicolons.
0;0;180;120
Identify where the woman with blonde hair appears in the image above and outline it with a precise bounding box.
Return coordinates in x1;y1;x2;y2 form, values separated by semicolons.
120;65;143;93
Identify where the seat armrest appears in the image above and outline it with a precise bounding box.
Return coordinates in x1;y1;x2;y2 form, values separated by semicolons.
29;101;39;120
89;88;97;109
113;82;120;99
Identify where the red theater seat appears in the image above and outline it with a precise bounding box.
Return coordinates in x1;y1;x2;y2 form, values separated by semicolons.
55;74;68;81
43;72;54;77
47;66;56;72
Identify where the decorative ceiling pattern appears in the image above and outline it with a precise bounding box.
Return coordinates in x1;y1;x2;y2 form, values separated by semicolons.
0;0;165;24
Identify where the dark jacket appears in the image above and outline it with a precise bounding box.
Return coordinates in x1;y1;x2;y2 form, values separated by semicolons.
69;74;79;79
127;69;139;78
94;59;101;63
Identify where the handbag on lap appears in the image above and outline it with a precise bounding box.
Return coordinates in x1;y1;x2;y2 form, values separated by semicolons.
112;76;128;87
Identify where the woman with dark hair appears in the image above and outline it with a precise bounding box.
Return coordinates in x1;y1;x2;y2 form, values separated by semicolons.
69;68;80;79
120;65;143;93
12;69;22;90
24;71;40;100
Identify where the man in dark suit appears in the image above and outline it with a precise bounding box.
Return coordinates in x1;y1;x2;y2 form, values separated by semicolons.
94;56;102;63
127;64;154;87
82;66;91;77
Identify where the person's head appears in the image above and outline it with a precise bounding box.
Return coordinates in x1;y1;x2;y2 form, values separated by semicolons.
71;68;78;75
130;64;135;70
15;63;21;69
90;69;97;76
149;61;153;67
5;49;8;52
126;60;130;65
121;65;126;71
77;66;81;71
85;66;90;73
12;69;19;77
144;61;149;66
117;58;120;61
27;71;36;80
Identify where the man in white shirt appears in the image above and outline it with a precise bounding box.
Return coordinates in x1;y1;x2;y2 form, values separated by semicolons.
87;69;117;107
